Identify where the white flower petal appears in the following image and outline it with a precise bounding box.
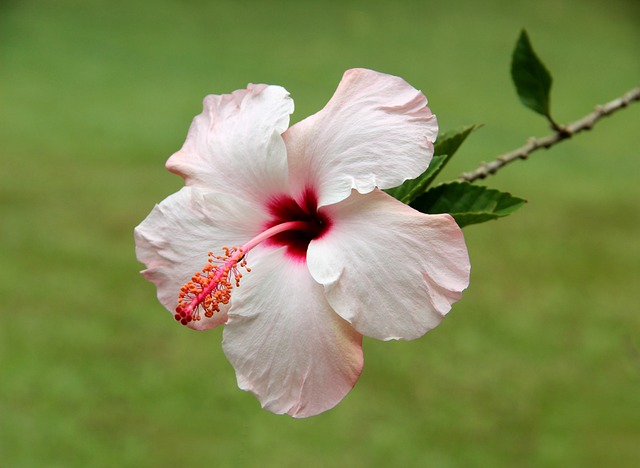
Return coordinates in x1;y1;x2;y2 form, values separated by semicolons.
307;190;470;341
223;247;363;418
166;84;294;202
284;68;438;207
134;187;269;330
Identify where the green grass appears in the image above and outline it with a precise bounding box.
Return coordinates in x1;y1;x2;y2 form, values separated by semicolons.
1;0;639;466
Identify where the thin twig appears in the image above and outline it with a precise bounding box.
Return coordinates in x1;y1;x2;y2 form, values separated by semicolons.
458;86;640;183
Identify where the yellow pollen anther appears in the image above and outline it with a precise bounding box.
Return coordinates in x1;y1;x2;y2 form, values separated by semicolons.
174;247;250;326
171;220;314;327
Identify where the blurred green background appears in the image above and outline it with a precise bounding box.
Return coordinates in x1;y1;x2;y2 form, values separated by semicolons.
1;0;639;466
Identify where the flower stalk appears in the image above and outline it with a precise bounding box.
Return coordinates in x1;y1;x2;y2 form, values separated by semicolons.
458;86;640;183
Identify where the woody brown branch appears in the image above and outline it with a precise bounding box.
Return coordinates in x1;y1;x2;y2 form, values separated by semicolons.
458;86;640;183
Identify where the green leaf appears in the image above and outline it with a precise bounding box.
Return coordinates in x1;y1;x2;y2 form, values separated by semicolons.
433;125;478;158
511;29;553;118
385;125;477;204
410;182;526;228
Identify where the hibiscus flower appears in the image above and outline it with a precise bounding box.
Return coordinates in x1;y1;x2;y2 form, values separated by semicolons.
134;68;470;418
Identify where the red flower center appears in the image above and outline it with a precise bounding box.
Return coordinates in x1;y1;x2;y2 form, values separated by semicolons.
264;188;332;261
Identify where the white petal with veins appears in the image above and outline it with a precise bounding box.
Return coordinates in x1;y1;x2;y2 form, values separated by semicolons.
223;247;363;418
308;190;470;341
167;84;294;203
285;68;437;207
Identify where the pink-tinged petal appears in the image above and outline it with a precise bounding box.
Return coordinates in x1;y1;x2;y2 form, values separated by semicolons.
284;68;438;207
134;187;269;330
222;247;363;418
307;190;470;341
166;84;294;202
